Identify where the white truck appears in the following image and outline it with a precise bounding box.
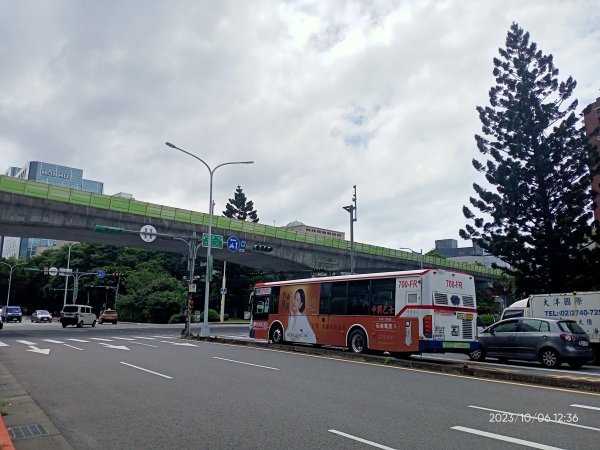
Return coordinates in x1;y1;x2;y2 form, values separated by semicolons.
501;291;600;364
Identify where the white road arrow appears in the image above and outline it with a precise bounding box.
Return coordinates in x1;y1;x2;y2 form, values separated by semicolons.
100;343;130;351
27;346;51;355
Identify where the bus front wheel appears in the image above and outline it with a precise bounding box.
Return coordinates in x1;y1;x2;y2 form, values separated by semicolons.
348;329;367;354
270;325;284;344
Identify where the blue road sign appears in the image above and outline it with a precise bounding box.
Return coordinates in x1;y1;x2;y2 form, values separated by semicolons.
227;236;241;252
97;270;106;279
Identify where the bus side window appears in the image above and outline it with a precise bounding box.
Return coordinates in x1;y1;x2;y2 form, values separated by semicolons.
370;279;396;315
269;287;280;314
320;283;332;314
331;281;347;315
347;280;370;315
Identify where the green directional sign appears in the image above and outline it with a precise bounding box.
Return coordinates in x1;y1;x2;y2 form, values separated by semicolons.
202;233;223;249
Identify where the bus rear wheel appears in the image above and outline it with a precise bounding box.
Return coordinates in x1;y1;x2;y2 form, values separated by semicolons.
269;325;284;344
348;329;367;354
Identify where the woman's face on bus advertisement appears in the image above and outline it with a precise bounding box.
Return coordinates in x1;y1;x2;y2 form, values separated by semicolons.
290;291;302;313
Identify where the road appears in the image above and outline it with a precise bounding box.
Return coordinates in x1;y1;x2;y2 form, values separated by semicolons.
1;321;600;449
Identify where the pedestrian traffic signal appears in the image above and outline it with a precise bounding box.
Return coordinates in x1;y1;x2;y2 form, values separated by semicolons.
252;244;273;252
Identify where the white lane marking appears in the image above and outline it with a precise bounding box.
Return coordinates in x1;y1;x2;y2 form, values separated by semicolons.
110;337;135;341
27;346;50;355
130;342;158;348
212;357;279;371
169;342;197;347
120;362;172;379
132;336;156;340
451;426;564;450
16;340;37;345
469;406;600;431
152;335;177;339
328;429;396;450
63;344;84;350
570;404;600;411
0;342;9;347
99;343;130;351
89;338;113;342
67;339;89;343
43;339;65;344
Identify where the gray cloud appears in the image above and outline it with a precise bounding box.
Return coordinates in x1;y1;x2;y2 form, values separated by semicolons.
1;0;598;254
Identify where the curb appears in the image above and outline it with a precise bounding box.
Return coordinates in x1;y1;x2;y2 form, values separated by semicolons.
0;414;15;450
189;335;600;393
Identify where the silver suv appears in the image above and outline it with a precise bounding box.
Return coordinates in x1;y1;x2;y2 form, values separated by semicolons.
469;317;593;369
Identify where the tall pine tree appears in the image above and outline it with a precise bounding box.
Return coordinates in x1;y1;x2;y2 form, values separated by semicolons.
460;23;600;295
223;185;259;222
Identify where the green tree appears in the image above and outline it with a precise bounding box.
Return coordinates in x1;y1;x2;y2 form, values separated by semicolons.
460;23;600;295
223;185;259;222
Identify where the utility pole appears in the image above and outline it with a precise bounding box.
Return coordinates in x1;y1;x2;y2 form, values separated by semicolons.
342;185;358;274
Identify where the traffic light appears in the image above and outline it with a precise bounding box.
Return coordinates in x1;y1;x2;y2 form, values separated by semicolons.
187;297;194;314
252;244;273;252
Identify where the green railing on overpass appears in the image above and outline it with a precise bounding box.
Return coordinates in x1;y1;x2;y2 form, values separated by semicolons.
0;175;504;279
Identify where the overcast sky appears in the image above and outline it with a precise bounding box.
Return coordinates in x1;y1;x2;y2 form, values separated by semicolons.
2;0;599;253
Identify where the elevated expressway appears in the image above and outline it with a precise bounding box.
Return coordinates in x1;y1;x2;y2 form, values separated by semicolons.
0;175;503;286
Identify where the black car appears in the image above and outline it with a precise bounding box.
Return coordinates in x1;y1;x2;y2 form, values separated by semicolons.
469;317;593;369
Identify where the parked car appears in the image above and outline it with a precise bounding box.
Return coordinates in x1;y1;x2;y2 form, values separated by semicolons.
2;306;23;322
469;317;593;369
98;309;118;324
31;309;53;323
60;304;97;328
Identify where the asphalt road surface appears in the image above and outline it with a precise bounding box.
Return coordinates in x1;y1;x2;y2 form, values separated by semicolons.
1;321;600;449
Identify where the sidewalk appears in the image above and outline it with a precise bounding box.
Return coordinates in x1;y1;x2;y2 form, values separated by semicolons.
0;360;71;449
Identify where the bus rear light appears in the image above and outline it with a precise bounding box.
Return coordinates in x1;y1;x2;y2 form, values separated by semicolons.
423;315;433;338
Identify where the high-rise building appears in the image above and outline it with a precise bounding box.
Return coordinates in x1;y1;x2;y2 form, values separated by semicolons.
1;161;104;258
582;96;600;223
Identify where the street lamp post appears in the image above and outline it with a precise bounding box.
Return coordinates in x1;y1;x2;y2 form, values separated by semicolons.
63;242;78;308
0;261;26;308
166;142;253;337
399;247;423;269
342;185;357;274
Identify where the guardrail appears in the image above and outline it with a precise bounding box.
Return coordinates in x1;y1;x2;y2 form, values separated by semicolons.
0;175;504;278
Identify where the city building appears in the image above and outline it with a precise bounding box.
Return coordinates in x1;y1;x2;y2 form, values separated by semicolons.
284;221;345;240
1;161;104;259
582;95;600;223
434;239;509;268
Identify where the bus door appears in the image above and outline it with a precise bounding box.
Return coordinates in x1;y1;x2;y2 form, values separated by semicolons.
317;282;332;345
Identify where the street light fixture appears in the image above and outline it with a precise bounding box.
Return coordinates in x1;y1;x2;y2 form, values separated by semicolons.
399;247;423;270
62;242;79;308
166;141;254;337
0;261;26;308
342;185;357;274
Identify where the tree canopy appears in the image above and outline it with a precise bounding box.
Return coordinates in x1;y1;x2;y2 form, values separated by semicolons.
222;185;259;222
460;22;600;296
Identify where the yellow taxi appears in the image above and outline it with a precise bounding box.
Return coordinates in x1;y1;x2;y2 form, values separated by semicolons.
98;309;118;324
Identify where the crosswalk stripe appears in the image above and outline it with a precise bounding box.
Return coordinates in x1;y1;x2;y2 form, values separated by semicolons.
89;338;113;342
43;339;65;344
132;336;156;340
111;337;135;341
67;339;90;343
0;341;9;347
16;340;37;345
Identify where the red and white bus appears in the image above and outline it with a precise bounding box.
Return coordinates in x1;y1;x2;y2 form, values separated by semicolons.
249;269;478;356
